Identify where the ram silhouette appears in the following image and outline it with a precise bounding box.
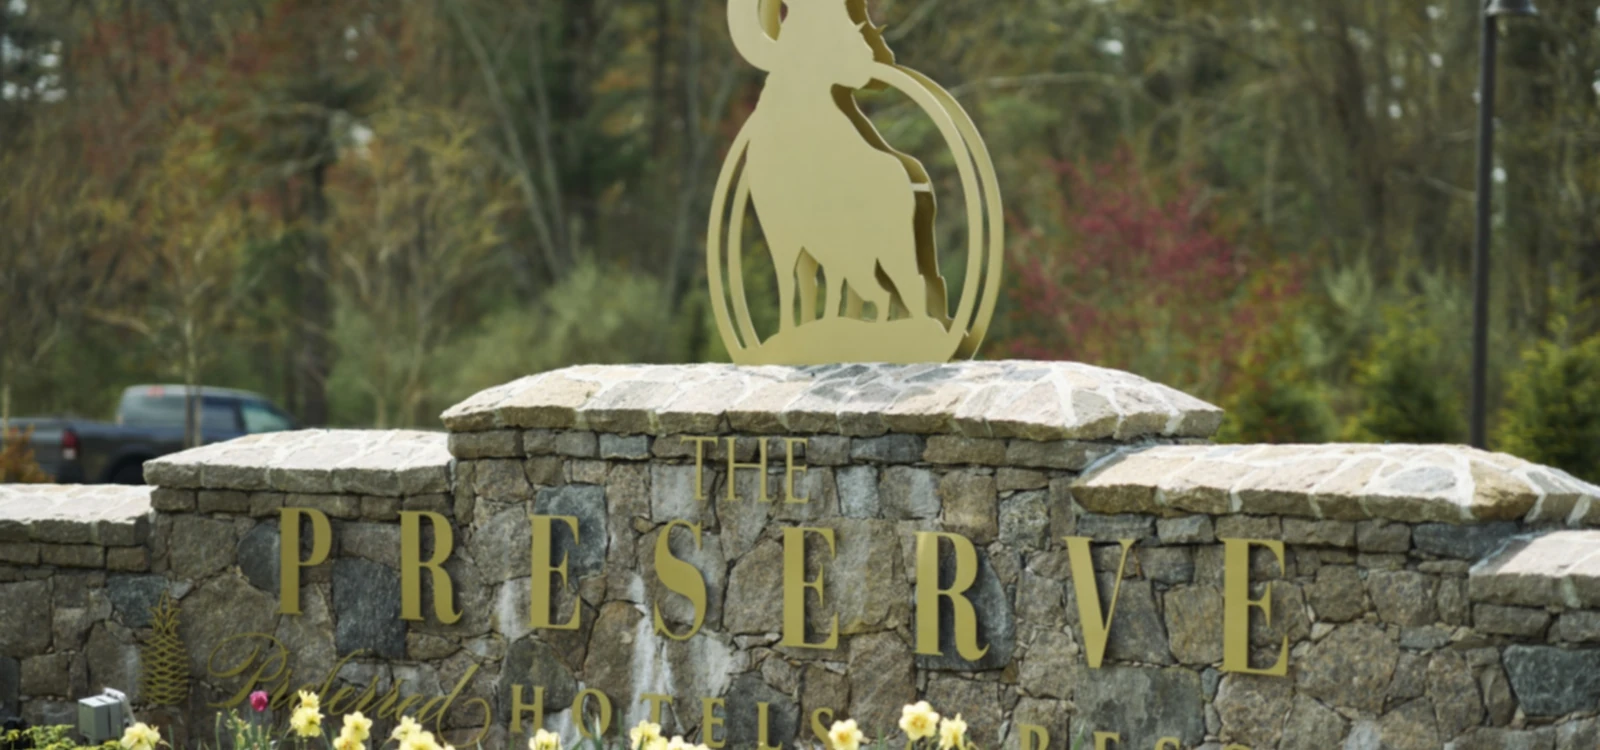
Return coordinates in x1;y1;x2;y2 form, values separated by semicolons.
728;0;949;331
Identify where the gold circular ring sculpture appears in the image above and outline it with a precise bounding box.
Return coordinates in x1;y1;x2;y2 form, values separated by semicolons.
707;0;1004;365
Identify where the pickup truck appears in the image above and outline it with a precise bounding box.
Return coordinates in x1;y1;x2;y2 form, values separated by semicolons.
7;385;296;484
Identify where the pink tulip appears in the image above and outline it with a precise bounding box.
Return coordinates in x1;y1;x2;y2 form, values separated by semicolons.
249;690;270;712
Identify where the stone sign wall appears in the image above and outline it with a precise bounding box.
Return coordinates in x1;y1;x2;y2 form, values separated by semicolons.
2;362;1600;750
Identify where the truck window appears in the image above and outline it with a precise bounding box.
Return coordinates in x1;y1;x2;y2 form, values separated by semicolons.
200;399;241;433
119;393;185;426
121;393;240;433
241;402;294;434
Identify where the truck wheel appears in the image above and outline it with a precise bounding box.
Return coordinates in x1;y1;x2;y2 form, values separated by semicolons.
108;462;146;485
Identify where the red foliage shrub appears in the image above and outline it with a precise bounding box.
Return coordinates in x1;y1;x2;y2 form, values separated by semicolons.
1002;149;1301;398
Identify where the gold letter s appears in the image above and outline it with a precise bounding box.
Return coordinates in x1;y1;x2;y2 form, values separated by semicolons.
653;521;708;640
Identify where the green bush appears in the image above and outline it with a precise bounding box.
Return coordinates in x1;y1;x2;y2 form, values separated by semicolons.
1218;376;1339;444
1344;305;1465;444
438;261;705;403
1216;318;1338;444
2;725;116;750
1497;327;1600;482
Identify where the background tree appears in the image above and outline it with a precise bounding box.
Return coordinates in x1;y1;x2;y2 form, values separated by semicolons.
0;127;107;432
234;0;384;426
0;0;1595;477
93;120;258;447
327;106;511;427
1343;304;1468;445
1498;321;1600;484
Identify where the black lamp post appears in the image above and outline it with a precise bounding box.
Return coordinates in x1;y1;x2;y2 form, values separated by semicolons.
1471;0;1538;449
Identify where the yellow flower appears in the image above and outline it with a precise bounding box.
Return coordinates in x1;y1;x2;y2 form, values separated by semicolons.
643;737;668;750
829;719;866;750
296;690;320;712
530;728;562;750
119;722;161;750
393;716;423;742
342;711;373;742
937;715;968;750
333;731;364;750
290;706;324;738
628;721;662;750
899;701;940;741
401;730;441;750
667;736;692;750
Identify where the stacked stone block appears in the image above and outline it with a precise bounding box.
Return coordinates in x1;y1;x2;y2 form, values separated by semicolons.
0;485;152;727
134;429;465;724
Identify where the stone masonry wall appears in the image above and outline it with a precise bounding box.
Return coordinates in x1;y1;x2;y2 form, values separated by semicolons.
2;362;1600;750
0;485;152;729
0;431;456;746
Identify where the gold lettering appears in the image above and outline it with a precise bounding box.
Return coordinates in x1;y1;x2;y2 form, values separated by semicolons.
206;634;290;708
1093;732;1120;750
530;515;582;630
417;664;478;735
269;681;293;710
458;699;493;747
315;653;353;705
726;437;770;502
1064;536;1135;669
373;677;408;719
346;671;383;716
809;708;834;747
914;531;988;660
325;685;357;714
701;697;727;748
640;694;673;725
1223;537;1289;676
1018;724;1049;750
390;694;427;721
784;437;809;503
510;685;545;734
654;521;708;640
400;511;461;624
573;689;613;739
684;436;719;501
781;527;839;650
278;507;331;615
1153;739;1180;750
757;702;781;750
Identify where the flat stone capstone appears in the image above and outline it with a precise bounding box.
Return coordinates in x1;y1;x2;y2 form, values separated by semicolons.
142;429;450;496
439;361;1224;441
1470;530;1600;609
1073;443;1600;526
0;484;151;543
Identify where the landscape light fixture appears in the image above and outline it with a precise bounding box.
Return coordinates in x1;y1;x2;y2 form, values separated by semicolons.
76;689;131;745
1471;0;1538;449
